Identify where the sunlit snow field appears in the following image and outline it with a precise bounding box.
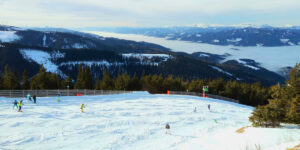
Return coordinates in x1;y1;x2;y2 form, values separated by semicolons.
0;92;299;150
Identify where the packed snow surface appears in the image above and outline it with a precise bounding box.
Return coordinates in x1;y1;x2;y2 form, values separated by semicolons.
0;31;21;43
87;31;300;73
1;92;299;150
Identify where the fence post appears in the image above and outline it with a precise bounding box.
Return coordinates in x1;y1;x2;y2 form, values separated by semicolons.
94;90;96;96
22;90;24;98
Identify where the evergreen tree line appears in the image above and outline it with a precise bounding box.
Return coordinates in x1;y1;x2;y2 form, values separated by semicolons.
0;64;273;107
249;64;300;127
1;63;298;126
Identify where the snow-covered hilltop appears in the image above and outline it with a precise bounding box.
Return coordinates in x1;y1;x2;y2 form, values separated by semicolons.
0;92;299;150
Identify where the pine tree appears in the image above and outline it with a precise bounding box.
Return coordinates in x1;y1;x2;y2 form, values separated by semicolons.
285;64;300;123
127;73;142;91
188;79;205;93
0;73;3;89
75;65;85;89
100;69;114;90
49;73;61;89
286;95;300;124
249;63;300;127
208;78;225;95
30;65;49;89
115;72;130;90
22;70;30;89
3;65;13;89
12;70;20;89
95;78;101;90
162;75;174;93
63;74;73;89
84;66;93;89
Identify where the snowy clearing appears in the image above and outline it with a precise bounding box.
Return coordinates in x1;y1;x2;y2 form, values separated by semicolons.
122;53;172;62
0;31;21;43
237;59;260;70
19;49;67;78
59;61;123;67
1;92;299;150
19;49;58;73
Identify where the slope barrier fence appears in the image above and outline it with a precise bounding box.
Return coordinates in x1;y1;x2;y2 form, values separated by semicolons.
0;90;240;104
0;90;131;98
168;91;240;104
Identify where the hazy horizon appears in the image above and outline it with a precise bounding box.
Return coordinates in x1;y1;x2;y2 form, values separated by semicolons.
1;0;300;28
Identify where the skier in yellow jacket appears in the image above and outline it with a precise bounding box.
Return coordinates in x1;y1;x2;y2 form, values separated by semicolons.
80;104;85;112
18;100;23;112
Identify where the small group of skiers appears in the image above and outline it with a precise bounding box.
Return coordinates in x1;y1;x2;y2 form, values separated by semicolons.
166;104;212;134
12;100;23;112
26;94;37;103
11;94;38;112
194;104;211;113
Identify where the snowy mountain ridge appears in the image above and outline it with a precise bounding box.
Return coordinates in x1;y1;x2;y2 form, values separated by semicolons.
0;25;287;85
90;26;300;47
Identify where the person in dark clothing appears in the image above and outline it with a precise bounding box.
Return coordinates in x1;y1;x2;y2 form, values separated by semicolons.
165;123;171;134
13;100;18;109
33;95;37;104
208;104;211;111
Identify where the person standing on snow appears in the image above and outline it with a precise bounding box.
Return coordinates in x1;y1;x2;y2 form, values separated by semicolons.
27;94;31;101
80;104;85;113
33;95;37;104
13;100;18;109
194;107;197;112
208;104;211;111
57;94;61;102
18;100;23;112
165;123;171;134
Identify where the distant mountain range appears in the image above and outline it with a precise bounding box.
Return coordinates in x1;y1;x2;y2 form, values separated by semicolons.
0;25;285;86
85;26;300;47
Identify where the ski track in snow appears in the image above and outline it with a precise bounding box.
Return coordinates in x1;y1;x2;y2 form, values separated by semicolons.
0;92;299;150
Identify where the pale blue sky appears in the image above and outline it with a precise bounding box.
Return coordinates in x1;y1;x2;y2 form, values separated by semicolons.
0;0;300;28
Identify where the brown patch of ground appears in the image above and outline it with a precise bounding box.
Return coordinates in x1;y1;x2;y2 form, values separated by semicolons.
287;143;300;150
236;126;250;133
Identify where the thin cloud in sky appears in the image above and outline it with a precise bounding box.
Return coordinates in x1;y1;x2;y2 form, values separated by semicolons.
0;0;300;27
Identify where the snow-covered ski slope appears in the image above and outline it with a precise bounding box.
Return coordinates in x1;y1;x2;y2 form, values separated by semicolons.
0;92;299;150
